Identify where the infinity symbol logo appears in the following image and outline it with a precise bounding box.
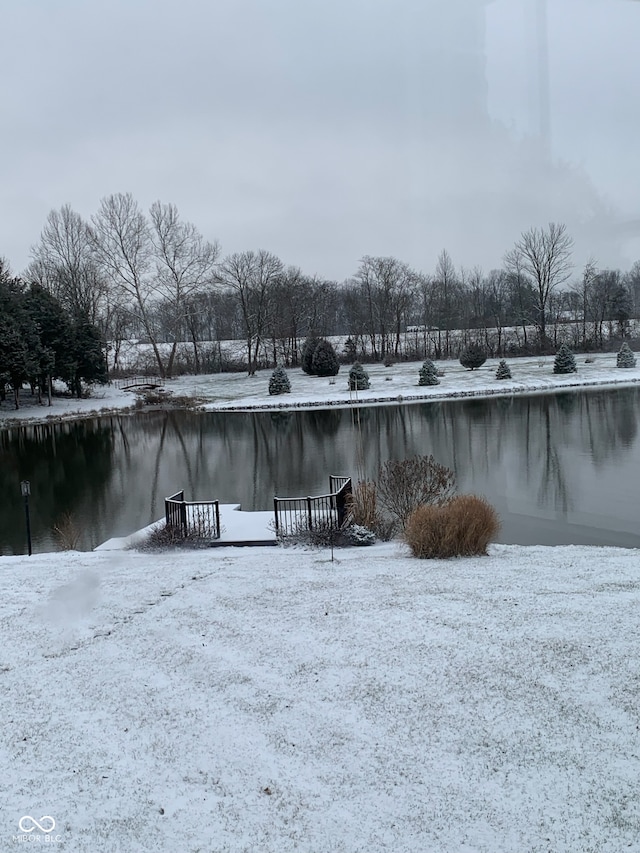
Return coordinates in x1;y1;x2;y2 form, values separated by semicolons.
19;816;56;833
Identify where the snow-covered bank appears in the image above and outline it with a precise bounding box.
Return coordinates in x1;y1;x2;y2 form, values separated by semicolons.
1;353;639;427
2;543;639;852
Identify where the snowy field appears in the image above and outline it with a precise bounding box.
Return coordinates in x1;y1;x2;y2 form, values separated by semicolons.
1;352;640;425
2;543;640;852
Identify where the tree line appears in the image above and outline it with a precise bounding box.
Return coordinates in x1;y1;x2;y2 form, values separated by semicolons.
6;193;640;383
0;260;105;408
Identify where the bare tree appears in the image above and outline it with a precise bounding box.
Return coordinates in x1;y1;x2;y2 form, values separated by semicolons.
149;201;219;377
89;194;219;378
433;249;461;358
88;193;165;371
217;250;283;375
353;256;417;359
505;222;573;351
28;204;107;324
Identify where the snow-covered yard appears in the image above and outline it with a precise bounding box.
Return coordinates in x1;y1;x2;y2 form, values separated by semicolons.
2;543;640;852
1;352;640;425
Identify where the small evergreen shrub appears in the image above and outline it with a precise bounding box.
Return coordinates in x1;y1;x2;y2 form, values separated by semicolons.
348;362;370;390
301;335;320;374
460;344;487;370
405;495;500;559
377;454;456;529
418;359;440;386
268;365;291;395
495;359;511;380
343;524;376;546
553;344;577;374
311;338;340;377
383;354;394;367
617;342;636;369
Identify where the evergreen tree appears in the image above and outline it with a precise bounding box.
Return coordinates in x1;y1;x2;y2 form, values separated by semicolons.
495;359;512;380
0;271;40;408
617;341;636;369
311;338;340;377
70;315;108;397
24;284;75;394
418;359;440;386
348;362;370;391
268;365;291;395
553;344;577;374
459;344;487;370
301;335;320;375
342;336;357;362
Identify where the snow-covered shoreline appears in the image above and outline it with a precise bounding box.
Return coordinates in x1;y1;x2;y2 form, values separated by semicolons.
2;542;639;852
1;352;639;428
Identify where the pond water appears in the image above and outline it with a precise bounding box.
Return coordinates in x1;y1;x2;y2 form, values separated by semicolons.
2;387;640;555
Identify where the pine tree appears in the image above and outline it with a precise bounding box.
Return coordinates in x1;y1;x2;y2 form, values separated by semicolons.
418;359;440;386
553;344;577;374
348;362;370;391
617;341;636;369
301;335;320;375
342;336;357;362
495;359;512;380
311;338;340;377
268;365;291;395
460;344;487;370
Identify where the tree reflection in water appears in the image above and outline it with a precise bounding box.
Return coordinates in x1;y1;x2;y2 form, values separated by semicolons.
2;387;640;554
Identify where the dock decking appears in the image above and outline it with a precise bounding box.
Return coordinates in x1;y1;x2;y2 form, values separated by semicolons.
95;504;277;551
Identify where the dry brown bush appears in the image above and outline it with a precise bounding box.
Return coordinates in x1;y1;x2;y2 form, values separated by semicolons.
377;455;456;529
405;495;500;559
53;513;82;551
347;480;396;541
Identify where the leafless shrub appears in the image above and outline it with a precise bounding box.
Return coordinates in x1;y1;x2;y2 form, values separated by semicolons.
53;513;82;551
137;517;221;551
134;389;205;409
405;495;500;559
347;480;395;541
377;455;456;529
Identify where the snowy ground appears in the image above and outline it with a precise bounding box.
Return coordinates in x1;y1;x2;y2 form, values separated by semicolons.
1;352;639;426
2;543;640;852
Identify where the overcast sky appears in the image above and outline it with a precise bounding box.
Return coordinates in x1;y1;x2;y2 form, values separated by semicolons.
2;0;639;280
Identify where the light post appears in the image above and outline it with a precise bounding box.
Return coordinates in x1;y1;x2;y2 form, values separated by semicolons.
20;480;32;556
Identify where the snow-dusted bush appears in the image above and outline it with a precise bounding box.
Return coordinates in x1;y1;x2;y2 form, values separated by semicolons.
495;359;512;380
418;359;440;386
268;365;291;395
348;362;370;390
617;342;636;369
553;344;577;374
343;524;376;546
311;338;340;377
405;495;500;559
460;344;487;370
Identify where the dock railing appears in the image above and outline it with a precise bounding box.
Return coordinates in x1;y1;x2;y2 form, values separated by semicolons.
273;475;352;536
164;490;221;540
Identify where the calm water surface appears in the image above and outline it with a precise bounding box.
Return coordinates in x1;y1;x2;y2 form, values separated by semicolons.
2;387;640;554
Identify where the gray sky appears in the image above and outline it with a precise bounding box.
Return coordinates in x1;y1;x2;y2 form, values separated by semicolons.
2;0;639;280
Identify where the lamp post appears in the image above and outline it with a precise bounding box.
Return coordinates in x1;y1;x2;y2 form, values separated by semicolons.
20;480;32;556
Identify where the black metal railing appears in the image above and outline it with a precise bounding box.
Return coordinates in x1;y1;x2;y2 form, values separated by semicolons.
164;490;221;540
273;476;352;536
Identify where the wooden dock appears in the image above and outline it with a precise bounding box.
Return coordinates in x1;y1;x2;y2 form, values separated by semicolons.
95;504;277;551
